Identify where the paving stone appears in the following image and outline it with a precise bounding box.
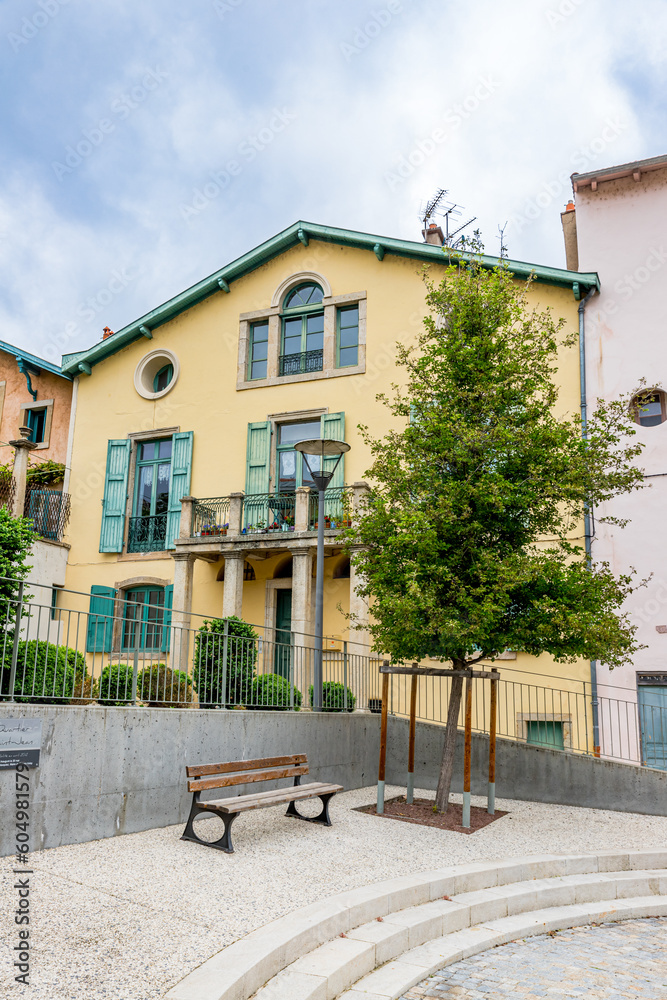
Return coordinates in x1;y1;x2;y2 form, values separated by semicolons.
401;918;667;999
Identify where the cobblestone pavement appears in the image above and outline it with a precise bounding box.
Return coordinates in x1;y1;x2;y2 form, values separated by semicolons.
402;918;667;999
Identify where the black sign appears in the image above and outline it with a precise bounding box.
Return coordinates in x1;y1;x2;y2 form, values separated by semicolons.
0;719;42;769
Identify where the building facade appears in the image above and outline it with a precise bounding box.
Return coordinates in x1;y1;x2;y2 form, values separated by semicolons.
0;340;73;612
567;154;667;766
59;221;597;726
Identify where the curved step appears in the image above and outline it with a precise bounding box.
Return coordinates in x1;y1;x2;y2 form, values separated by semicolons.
165;851;667;1000
256;872;667;1000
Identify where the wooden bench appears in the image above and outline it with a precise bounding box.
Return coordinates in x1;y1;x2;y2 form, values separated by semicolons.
181;753;343;854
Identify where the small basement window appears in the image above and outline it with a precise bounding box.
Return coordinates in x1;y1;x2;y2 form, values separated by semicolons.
526;720;564;750
632;389;666;427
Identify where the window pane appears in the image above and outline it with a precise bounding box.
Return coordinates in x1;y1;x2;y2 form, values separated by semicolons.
639;396;663;427
339;346;358;367
141;442;155;461
252;339;268;361
154;365;173;393
279;450;297;490
158;439;172;459
252;321;269;342
340;306;358;328
301;453;319;486
283;317;302;355
155;463;171;514
144;590;165;649
137;466;153;516
251;359;267;380
285;283;323;308
306;331;323;352
307;314;324;334
123;591;145;649
279;420;320;444
339;326;358;348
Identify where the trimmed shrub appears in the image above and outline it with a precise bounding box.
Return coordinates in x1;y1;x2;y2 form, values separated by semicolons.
193;616;258;707
70;675;99;704
98;661;135;706
308;681;356;712
0;640;86;704
138;663;193;708
249;673;302;711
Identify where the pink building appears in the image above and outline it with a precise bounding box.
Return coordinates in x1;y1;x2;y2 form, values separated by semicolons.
565;154;667;768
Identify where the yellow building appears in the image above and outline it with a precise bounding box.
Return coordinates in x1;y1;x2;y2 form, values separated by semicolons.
60;221;599;730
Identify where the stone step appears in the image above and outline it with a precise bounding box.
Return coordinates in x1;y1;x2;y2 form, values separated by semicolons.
166;851;667;1000
253;872;667;1000
338;895;667;1000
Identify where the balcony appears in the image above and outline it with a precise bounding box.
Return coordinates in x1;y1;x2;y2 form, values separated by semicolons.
278;349;323;377
177;485;360;556
127;513;167;553
24;488;71;542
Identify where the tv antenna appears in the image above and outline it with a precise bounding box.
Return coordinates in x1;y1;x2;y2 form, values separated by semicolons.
420;188;476;249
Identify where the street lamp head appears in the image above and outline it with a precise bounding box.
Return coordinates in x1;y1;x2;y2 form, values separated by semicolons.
294;438;350;492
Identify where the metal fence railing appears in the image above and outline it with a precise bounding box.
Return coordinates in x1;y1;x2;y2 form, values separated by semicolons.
192;497;230;536
308;486;353;530
0;579;664;772
242;493;296;533
278;349;323;376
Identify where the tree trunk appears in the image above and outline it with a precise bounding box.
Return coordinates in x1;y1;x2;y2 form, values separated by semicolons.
434;664;465;813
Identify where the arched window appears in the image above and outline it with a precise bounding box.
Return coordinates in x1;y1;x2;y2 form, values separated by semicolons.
280;283;324;376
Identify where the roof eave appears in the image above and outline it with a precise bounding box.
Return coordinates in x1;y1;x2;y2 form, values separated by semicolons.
61;221;599;376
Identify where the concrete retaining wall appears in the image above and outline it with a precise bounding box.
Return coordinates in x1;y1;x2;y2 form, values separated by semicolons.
1;706;665;856
386;717;667;816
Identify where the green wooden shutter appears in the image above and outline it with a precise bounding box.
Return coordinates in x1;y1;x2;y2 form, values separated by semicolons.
86;586;115;652
321;412;345;487
99;440;131;553
165;432;194;549
161;584;173;653
245;421;272;495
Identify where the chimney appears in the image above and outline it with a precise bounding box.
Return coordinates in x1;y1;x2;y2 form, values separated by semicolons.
422;223;444;247
560;202;578;271
102;326;114;340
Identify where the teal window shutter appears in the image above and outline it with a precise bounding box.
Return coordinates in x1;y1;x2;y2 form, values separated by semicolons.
321;412;345;487
99;440;131;553
161;584;174;653
165;432;193;549
86;586;115;652
245;421;272;495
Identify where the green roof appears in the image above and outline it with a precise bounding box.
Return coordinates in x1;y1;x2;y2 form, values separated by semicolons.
61;221;600;377
0;339;72;381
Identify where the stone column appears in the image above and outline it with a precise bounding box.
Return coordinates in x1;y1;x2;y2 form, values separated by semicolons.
292;548;315;707
179;496;196;538
349;547;371;657
171;553;195;672
295;486;310;532
352;480;370;523
9;427;37;518
228;492;244;535
222;551;245;618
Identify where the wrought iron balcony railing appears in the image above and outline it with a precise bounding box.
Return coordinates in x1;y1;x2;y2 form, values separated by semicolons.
307;486;353;531
193;497;230;536
279;349;323;377
127;514;167;552
243;492;296;533
24;488;71;542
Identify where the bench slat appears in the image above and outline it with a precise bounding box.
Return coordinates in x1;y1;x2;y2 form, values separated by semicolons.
200;782;343;814
189;764;309;793
186;754;307;778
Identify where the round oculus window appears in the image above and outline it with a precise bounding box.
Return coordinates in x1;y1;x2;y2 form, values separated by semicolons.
134;350;179;399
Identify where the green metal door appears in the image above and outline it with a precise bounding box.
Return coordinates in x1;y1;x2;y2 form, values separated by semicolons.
638;685;667;769
274;589;292;678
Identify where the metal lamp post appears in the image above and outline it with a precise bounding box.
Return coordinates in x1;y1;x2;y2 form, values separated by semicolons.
294;437;350;712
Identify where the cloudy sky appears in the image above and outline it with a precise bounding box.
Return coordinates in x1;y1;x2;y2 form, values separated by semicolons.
0;0;664;364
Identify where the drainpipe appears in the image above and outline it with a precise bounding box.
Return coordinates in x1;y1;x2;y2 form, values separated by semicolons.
578;286;600;756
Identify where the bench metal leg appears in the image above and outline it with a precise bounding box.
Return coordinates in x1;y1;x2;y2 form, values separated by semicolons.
181;803;239;854
285;793;335;827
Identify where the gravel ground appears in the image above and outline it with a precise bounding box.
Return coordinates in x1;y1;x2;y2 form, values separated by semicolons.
2;786;667;1000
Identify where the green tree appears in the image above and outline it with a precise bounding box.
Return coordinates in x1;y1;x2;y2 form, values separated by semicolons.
348;251;645;812
0;505;34;617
